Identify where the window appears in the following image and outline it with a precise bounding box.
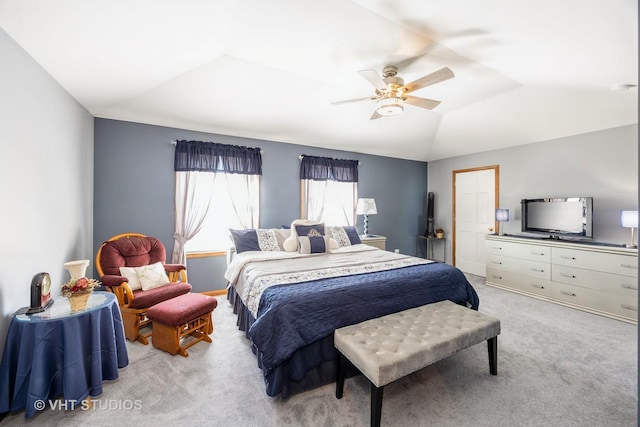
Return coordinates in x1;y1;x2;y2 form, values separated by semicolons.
301;179;357;225
299;155;358;226
183;172;259;253
173;140;261;263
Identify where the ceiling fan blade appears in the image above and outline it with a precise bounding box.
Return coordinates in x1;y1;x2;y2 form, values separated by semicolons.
402;67;454;94
405;96;441;110
369;110;383;120
358;69;386;91
331;96;376;105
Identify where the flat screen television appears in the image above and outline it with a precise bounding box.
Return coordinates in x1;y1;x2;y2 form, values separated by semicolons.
521;197;593;239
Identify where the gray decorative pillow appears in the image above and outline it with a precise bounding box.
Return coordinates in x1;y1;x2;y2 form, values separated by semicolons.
298;236;329;254
328;226;351;247
230;228;282;253
229;229;260;253
342;226;361;245
256;229;280;251
328;225;361;247
295;223;325;237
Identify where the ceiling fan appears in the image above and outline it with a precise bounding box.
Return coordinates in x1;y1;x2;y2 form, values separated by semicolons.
332;65;454;120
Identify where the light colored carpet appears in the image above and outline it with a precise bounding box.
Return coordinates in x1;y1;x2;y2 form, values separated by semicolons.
2;275;637;426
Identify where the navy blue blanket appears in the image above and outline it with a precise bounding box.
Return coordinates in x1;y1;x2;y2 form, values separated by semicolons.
248;262;479;374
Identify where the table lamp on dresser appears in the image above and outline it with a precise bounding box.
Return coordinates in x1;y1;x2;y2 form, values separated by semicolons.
621;210;638;248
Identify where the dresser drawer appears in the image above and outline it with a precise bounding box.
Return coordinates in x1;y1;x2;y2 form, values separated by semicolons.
553;283;638;321
486;254;550;280
552;265;639;296
552;247;638;277
486;240;550;262
486;268;555;299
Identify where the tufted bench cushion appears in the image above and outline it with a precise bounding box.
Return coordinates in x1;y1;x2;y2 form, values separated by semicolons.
334;300;500;427
147;293;218;357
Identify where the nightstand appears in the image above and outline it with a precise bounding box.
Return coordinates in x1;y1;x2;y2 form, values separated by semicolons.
360;235;387;250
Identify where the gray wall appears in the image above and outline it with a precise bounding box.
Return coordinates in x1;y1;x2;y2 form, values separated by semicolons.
94;119;428;292
0;28;94;354
427;125;638;263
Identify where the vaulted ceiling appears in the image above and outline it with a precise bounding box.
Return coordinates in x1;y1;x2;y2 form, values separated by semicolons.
0;0;637;161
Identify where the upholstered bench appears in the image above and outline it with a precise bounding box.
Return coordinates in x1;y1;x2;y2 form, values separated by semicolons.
334;300;501;427
147;293;218;357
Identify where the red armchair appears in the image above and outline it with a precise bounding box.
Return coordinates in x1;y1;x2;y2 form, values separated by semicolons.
95;233;192;344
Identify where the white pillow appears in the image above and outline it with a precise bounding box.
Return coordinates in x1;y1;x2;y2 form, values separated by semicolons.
119;266;143;291
136;262;171;291
274;228;291;250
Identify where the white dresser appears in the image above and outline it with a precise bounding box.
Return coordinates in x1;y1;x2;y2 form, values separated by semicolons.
485;235;638;323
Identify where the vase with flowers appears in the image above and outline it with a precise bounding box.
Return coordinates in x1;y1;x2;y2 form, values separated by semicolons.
62;277;100;312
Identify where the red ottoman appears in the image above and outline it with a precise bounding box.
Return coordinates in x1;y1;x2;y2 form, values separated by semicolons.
147;293;218;357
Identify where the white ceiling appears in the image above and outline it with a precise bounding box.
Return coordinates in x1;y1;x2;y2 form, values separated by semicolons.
0;0;637;161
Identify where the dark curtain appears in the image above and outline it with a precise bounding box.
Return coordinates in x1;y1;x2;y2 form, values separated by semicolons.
174;140;262;175
299;155;358;182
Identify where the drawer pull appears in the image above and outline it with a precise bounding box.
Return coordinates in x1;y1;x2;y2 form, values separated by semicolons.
530;268;545;273
530;284;545;289
491;261;503;265
530;251;546;256
490;274;503;280
621;284;638;290
560;273;577;279
620;263;638;270
621;304;638;312
491;246;503;250
560;255;577;261
560;290;576;297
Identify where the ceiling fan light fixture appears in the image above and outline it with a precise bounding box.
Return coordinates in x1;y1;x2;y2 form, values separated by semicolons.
376;96;404;116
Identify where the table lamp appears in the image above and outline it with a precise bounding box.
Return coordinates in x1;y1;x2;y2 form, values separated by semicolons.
496;208;509;236
620;210;638;248
356;198;377;237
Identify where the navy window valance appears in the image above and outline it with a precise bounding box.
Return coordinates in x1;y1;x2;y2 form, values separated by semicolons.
299;155;358;182
174;140;262;175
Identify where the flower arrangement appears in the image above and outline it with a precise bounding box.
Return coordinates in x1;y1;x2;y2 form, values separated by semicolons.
61;277;100;297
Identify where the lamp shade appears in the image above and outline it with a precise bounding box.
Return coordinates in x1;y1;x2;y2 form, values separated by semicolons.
356;198;377;215
496;208;510;222
621;210;638;228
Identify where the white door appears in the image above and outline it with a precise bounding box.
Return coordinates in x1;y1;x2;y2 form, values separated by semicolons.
453;166;498;276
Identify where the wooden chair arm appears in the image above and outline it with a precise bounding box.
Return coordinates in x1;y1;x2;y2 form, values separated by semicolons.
164;264;188;283
100;274;135;307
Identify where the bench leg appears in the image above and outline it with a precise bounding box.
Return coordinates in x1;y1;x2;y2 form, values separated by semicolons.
488;336;498;375
336;352;345;399
371;383;384;427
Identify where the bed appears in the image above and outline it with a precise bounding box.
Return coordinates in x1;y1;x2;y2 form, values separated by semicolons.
224;225;479;398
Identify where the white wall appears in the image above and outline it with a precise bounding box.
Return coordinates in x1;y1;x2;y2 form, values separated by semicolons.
0;29;94;354
428;125;638;264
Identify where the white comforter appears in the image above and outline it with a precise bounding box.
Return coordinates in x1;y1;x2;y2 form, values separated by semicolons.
224;244;433;317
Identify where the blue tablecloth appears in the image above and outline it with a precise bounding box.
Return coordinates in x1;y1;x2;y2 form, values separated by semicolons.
0;292;128;418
